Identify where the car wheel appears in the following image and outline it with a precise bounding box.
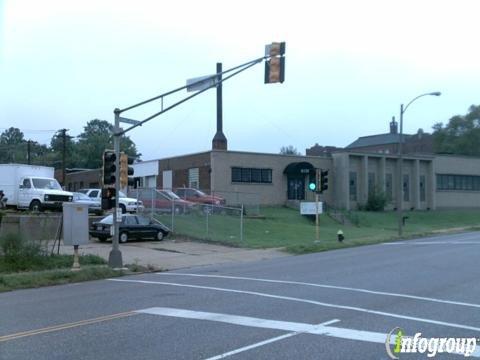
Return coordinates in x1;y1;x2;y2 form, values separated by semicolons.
156;231;164;241
119;204;126;214
174;206;183;215
29;200;42;212
119;232;128;243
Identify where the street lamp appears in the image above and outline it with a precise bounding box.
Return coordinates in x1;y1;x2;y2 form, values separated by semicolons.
397;91;441;237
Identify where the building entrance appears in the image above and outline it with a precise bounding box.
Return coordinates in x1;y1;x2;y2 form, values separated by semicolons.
287;177;305;200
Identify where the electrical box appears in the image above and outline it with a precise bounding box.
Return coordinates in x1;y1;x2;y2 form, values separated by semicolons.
63;202;89;246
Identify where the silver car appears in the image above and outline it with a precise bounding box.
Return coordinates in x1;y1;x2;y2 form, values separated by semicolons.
72;192;103;215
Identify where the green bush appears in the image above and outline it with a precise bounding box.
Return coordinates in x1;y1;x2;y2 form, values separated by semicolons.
0;233;46;272
365;187;388;211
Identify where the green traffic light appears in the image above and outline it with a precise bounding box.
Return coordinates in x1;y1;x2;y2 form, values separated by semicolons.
309;182;316;191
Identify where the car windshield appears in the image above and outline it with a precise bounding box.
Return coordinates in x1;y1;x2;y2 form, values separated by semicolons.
74;192;91;200
32;178;62;190
137;216;150;225
196;189;207;196
99;215;113;224
77;189;88;194
162;190;181;200
119;191;127;198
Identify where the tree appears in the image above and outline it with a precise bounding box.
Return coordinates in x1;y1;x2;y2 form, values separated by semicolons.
433;105;480;156
75;119;139;169
0;127;26;163
280;145;301;155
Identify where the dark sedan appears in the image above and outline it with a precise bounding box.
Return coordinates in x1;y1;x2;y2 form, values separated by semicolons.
89;214;170;243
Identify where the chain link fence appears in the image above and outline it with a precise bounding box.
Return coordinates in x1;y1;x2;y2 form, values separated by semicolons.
129;188;245;245
206;190;260;216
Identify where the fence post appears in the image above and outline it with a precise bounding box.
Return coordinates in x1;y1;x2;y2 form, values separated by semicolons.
171;199;175;232
151;189;154;217
240;204;244;242
206;206;209;239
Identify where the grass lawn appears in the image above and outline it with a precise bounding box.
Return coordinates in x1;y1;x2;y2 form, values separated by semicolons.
0;253;129;292
161;207;480;253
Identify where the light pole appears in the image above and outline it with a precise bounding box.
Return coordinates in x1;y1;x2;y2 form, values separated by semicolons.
397;91;441;237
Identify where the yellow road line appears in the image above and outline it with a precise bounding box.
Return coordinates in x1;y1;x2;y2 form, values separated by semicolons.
0;311;138;342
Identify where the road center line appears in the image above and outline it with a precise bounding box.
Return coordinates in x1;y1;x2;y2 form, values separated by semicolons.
155;272;480;309
109;279;480;332
0;311;138;342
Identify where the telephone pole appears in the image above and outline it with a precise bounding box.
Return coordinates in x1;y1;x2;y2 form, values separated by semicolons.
27;140;31;165
60;129;68;186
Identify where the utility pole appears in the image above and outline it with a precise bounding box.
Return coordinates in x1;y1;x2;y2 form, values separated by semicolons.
60;129;68;186
27;140;31;165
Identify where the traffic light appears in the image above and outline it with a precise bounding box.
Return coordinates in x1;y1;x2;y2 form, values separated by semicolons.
103;150;116;186
308;169;317;192
120;153;135;188
264;42;285;84
320;169;329;193
101;187;116;210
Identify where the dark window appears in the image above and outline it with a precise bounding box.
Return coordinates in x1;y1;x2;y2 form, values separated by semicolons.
261;169;272;183
124;216;137;225
22;179;31;189
251;168;261;183
231;167;272;184
137;216;150;225
176;189;186;197
386;173;393;201
420;175;426;202
437;174;480;191
349;171;357;201
241;168;251;182
89;190;99;198
231;167;242;182
403;174;410;202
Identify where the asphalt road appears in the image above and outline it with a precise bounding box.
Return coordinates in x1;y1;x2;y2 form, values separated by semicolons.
1;231;480;359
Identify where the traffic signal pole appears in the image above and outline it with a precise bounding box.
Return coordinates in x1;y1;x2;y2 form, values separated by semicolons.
109;109;123;268
106;43;285;268
315;192;319;241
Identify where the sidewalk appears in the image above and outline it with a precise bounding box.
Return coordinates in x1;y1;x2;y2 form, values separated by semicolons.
55;239;288;271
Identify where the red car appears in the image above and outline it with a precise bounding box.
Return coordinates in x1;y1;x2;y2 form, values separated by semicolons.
175;188;225;206
141;190;195;214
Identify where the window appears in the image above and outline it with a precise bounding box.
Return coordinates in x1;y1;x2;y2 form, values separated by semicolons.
349;172;357;201
436;174;480;191
231;167;272;184
89;190;99;198
137;216;150;225
124;216;137;225
22;179;31;189
403;174;410;202
188;168;199;189
386;173;393;201
420;175;426;202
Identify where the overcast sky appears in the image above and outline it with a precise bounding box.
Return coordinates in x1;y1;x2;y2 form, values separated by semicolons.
1;0;479;160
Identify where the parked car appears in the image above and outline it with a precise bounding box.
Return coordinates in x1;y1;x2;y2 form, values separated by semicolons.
175;188;225;206
78;188;144;214
141;189;195;214
72;192;102;215
89;214;169;243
